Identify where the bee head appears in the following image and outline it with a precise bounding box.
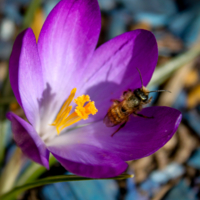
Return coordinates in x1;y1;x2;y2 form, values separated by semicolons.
134;88;149;102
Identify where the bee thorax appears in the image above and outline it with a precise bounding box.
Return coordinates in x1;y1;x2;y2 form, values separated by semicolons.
127;97;140;108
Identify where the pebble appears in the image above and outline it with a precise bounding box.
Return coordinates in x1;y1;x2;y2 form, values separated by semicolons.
107;9;131;39
163;179;198;200
183;110;200;136
98;0;116;11
188;148;200;169
150;163;185;184
0;18;15;41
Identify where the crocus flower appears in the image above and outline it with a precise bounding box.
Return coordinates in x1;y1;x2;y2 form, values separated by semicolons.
7;0;181;178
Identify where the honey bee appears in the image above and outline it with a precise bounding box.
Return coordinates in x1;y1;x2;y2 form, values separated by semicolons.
104;68;170;137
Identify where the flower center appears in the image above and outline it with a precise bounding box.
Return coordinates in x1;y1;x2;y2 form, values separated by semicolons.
51;88;98;135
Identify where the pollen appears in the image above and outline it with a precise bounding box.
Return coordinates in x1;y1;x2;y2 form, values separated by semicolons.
75;101;98;120
51;88;98;135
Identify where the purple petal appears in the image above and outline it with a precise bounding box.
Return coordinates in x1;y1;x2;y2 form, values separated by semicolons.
6;112;49;169
37;0;101;101
50;107;181;161
48;144;127;178
9;28;44;128
79;29;158;122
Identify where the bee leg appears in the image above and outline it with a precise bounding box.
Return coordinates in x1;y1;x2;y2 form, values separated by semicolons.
123;89;131;96
111;122;127;137
146;96;153;104
110;99;120;106
111;99;120;103
134;113;154;119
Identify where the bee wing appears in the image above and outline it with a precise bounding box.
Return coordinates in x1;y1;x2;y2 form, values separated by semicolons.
103;113;116;127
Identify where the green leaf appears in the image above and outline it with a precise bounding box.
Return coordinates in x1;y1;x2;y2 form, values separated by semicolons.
0;174;133;200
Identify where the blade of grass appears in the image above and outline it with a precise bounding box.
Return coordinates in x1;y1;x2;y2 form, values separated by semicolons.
0;97;17;105
0;148;25;195
148;45;200;87
0;173;133;200
22;0;41;30
0;120;8;166
15;155;57;186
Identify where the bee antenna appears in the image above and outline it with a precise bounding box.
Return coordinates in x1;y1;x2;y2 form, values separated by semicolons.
148;90;171;93
136;67;143;88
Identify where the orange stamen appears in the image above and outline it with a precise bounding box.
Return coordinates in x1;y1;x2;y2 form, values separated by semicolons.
51;88;98;134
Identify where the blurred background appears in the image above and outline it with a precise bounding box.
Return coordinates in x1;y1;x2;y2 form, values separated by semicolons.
0;0;200;199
